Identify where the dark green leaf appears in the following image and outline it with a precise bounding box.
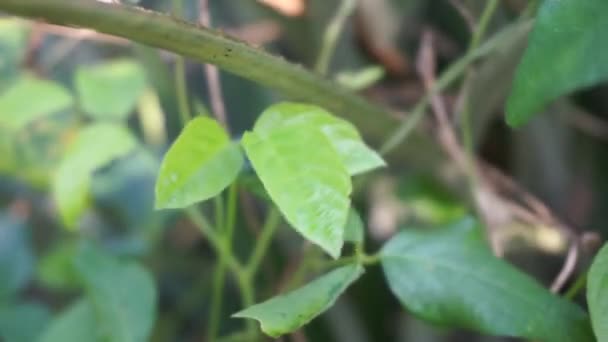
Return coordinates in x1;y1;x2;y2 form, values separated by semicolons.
0;76;72;131
588;243;608;341
155;116;243;209
254;102;385;175
39;299;98;342
52;123;137;228
381;217;593;341
506;0;608;126
75;59;147;121
233;264;363;338
73;244;157;342
0;214;33;300
0;302;50;342
242;124;351;258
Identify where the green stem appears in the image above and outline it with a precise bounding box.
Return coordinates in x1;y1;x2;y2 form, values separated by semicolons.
214;194;225;234
184;207;243;275
207;184;238;341
458;0;500;201
469;0;500;51
315;0;358;75
171;0;192;125
379;18;532;156
246;207;281;278
175;57;192;125
564;272;587;300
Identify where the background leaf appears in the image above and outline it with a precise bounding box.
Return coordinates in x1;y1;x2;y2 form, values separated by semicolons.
242;124;352;258
381;217;593;342
73;244;157;342
588;243;608;341
0;213;33;301
53;123;137;227
0;76;72;131
254;102;385;175
0;302;50;342
39;299;98;342
233;264;363;338
506;0;608;126
75;59;147;121
155;116;243;209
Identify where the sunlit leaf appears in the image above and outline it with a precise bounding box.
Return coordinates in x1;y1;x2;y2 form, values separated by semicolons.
0;76;73;131
588;243;608;341
506;0;608;126
53;123;137;228
233;264;363;337
254;102;385;175
242;124;351;258
73;244;157;342
155;116;243;209
75;59;147;121
381;217;593;341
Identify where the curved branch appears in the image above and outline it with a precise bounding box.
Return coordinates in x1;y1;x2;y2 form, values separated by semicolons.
0;0;395;139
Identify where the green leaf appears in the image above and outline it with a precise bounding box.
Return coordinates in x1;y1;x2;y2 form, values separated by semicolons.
381;217;593;341
506;0;608;126
254;102;385;175
0;76;73;131
75;59;147;121
155;116;243;209
0;214;34;300
233;264;363;338
242;124;352;258
588;243;608;342
0;19;30;88
37;242;81;291
0;302;50;342
39;299;98;342
73;244;157;342
344;208;364;243
53;123;137;228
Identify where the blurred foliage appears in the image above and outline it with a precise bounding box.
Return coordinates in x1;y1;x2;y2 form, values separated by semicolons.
0;0;607;341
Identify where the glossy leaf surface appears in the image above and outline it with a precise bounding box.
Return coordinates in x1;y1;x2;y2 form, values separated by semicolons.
507;0;608;126
381;218;593;341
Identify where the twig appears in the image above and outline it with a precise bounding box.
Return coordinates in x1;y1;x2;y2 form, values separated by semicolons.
315;0;358;75
447;0;476;32
199;0;228;129
550;241;579;293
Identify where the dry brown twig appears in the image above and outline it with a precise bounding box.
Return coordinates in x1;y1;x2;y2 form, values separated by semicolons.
414;29;581;292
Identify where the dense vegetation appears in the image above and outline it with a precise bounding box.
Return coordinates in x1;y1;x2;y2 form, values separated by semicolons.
0;0;607;341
